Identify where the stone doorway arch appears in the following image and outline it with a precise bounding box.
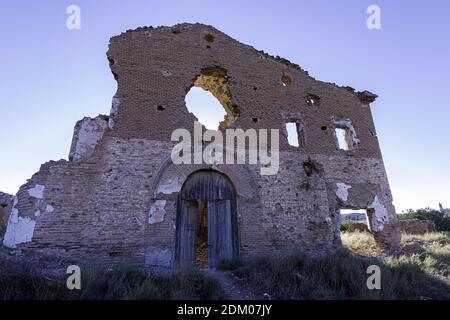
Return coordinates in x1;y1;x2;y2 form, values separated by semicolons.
175;170;239;268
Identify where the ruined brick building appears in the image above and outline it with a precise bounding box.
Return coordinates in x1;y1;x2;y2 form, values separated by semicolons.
2;23;400;268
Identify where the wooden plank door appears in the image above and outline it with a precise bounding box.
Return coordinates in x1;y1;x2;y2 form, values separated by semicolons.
208;199;233;268
176;200;198;267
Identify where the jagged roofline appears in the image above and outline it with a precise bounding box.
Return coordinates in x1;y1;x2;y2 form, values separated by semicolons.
108;22;377;104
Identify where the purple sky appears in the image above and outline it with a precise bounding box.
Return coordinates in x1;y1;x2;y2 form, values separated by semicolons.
0;0;449;212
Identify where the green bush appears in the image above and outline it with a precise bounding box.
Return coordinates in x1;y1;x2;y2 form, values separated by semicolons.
340;220;354;233
398;208;450;232
397;213;417;220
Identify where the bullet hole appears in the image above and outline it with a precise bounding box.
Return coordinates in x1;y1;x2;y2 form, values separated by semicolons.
252;117;259;123
281;74;292;86
253;86;258;90
306;94;321;107
303;160;322;177
206;45;211;49
321;126;328;131
157;105;165;111
205;34;215;43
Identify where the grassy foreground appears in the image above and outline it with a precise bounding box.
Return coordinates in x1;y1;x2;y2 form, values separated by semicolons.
0;261;224;300
235;239;450;299
1;232;449;300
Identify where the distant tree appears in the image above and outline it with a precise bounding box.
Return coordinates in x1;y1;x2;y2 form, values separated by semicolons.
397;208;450;232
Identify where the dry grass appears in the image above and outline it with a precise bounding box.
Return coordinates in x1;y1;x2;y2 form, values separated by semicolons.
341;231;450;282
340;231;382;256
401;232;449;244
234;231;450;299
235;249;450;299
342;231;450;256
0;261;224;300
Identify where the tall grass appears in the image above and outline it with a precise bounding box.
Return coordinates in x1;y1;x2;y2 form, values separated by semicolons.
234;249;450;299
0;260;224;300
340;231;382;256
401;232;449;243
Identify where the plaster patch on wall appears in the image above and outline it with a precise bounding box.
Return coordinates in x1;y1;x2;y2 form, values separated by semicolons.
69;116;108;162
108;95;120;129
28;185;45;199
148;200;167;224
336;183;351;202
46;205;54;213
368;195;388;232
156;178;182;194
3;197;36;248
145;248;172;267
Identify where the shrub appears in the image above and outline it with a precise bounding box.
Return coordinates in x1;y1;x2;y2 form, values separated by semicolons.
340;220;355;233
397;213;417;220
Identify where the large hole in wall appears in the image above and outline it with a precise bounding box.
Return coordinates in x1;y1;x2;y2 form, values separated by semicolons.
339;208;380;256
185;87;226;130
185;66;238;130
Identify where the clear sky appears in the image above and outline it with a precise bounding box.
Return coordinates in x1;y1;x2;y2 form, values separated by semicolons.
0;0;449;212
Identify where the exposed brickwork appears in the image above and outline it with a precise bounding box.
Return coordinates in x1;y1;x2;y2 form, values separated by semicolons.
2;23;400;267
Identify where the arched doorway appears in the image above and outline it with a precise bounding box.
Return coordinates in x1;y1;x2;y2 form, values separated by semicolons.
175;170;239;268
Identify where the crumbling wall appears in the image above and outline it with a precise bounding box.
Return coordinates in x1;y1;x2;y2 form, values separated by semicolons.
2;161;67;249
69;115;109;162
2;23;400;266
0;192;13;240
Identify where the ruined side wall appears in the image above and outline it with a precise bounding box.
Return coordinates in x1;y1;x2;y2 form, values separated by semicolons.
0;192;13;240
